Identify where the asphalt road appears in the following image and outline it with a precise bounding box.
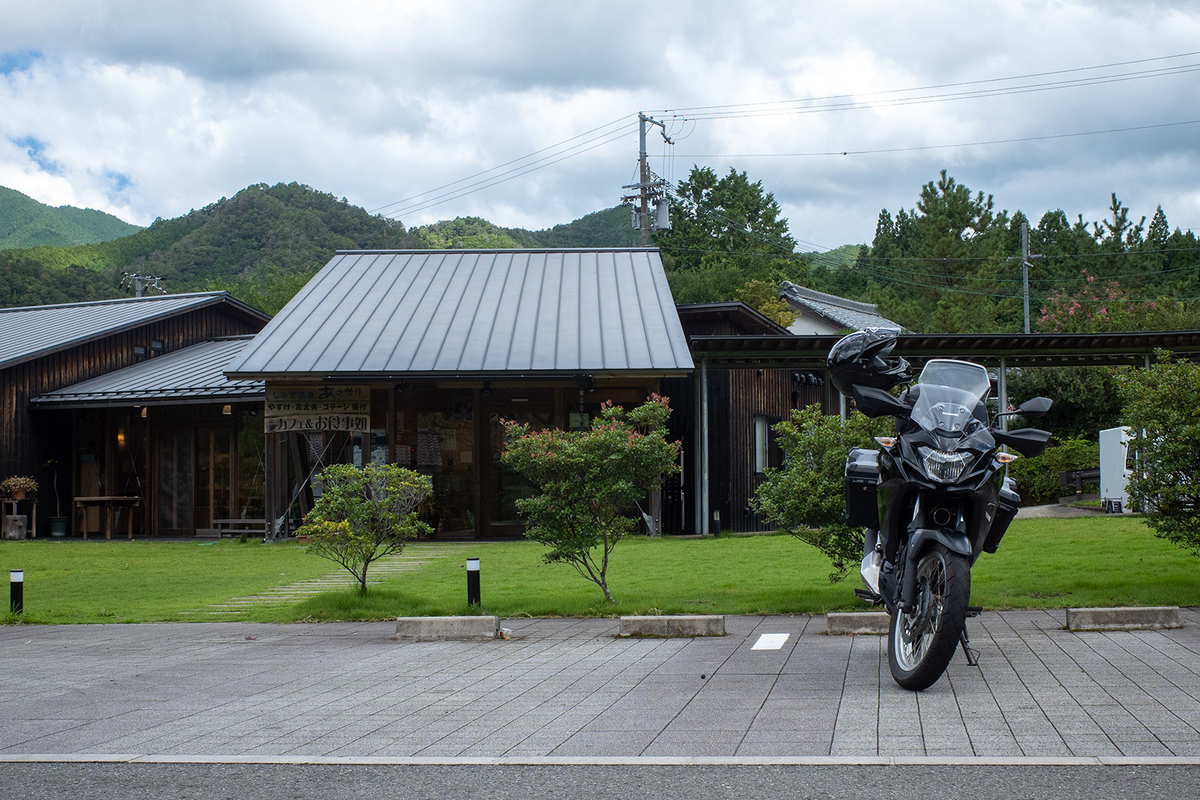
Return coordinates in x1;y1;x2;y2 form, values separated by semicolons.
4;763;1199;800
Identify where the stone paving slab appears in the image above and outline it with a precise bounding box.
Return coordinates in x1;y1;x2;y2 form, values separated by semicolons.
2;609;1199;760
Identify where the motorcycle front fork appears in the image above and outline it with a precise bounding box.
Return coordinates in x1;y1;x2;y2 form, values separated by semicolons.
863;527;984;667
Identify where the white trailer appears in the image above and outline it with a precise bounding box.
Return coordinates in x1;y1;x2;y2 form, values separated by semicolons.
1099;426;1133;513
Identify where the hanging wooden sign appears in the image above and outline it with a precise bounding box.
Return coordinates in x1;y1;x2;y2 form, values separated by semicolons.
264;384;370;433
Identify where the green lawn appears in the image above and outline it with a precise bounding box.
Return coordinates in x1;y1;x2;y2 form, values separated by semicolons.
0;538;330;624
2;516;1197;624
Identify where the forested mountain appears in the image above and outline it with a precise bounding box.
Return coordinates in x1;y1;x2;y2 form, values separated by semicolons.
409;206;638;249
0;183;416;310
0;185;141;249
0;185;643;312
6;171;1198;335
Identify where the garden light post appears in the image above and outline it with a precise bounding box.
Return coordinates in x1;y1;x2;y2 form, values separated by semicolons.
466;557;481;607
10;569;22;615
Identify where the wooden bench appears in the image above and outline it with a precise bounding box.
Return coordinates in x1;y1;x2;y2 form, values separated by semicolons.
211;518;270;539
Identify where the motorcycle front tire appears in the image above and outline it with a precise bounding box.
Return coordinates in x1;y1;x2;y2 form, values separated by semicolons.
887;543;971;691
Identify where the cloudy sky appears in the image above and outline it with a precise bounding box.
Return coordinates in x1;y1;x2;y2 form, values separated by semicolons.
3;1;1200;249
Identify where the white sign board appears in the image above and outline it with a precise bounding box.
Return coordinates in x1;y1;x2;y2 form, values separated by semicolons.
265;384;370;433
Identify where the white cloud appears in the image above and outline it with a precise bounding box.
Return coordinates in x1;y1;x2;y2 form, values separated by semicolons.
1;0;1200;243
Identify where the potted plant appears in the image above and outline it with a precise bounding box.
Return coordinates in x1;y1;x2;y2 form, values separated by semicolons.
1;476;37;500
43;460;69;537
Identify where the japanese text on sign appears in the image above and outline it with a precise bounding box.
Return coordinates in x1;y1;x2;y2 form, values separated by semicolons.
265;384;370;433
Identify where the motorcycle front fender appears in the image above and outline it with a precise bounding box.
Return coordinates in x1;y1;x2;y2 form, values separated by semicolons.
900;528;972;611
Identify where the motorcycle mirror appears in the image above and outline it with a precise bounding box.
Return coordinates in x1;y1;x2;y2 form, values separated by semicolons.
1015;396;1052;418
851;384;909;418
996;396;1052;419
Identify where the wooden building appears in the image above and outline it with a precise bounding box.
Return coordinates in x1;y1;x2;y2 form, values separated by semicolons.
664;303;827;534
0;293;268;536
225;248;694;539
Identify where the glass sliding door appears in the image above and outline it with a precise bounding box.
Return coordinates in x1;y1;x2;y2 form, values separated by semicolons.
156;428;194;534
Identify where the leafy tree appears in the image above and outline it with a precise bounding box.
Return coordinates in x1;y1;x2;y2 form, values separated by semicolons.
501;396;680;603
1117;351;1200;557
752;406;890;581
655;166;805;305
735;279;797;328
1005;366;1123;440
296;463;431;593
656;166;796;270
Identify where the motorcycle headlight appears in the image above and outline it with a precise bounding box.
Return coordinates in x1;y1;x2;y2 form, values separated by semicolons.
919;446;969;483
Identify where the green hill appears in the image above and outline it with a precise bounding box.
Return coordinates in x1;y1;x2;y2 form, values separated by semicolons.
1;188;645;311
410;206;640;249
0;185;141;249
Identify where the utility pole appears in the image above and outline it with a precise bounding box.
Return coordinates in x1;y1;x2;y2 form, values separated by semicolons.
121;272;164;298
1018;222;1044;334
622;113;673;246
1022;222;1031;334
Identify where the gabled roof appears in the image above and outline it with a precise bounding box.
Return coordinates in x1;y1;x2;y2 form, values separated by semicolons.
780;282;903;332
31;336;263;408
0;292;270;371
676;302;792;336
226;249;694;379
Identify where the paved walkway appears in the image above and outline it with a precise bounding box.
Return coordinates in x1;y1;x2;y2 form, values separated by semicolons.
2;610;1199;763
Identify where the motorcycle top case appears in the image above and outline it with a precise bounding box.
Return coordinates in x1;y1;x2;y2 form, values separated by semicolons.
844;448;881;528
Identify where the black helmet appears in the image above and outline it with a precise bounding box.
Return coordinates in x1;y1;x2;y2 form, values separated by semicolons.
827;328;911;398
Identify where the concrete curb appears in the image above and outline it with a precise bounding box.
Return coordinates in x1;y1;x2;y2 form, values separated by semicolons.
825;612;890;635
394;616;499;640
1066;606;1183;631
619;615;725;637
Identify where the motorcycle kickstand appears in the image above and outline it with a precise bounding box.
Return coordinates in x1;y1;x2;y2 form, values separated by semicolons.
959;623;980;667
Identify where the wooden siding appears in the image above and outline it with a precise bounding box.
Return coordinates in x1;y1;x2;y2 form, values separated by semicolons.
1;306;262;532
664;366;828;535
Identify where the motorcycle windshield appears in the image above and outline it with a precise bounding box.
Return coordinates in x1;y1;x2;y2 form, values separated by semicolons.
912;360;991;437
917;359;991;401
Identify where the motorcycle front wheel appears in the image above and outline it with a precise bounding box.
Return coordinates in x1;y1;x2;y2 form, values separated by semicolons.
888;543;970;691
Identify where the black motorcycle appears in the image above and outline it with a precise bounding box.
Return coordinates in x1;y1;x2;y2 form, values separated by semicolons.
829;330;1052;691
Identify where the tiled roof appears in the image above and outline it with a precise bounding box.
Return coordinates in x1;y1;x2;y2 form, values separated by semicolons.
780;282;903;332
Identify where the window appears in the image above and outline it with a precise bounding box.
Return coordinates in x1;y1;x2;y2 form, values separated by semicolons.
754;416;770;474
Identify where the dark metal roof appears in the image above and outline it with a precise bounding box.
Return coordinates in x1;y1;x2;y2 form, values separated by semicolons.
676;302;792;336
226;249;694;380
0;292;270;371
31;337;264;408
688;330;1200;370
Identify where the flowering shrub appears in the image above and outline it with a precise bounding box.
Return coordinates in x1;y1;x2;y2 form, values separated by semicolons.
0;476;38;497
1037;271;1159;333
501;395;680;603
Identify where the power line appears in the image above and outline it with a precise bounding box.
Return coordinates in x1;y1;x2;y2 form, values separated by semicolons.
382;123;637;219
653;61;1200;121
659;119;1200;159
652;51;1200;116
370;115;633;215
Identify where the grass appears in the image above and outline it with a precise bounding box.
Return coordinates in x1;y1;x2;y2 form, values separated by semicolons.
0;538;330;624
2;516;1197;624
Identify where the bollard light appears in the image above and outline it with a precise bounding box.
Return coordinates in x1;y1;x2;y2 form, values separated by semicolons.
466;557;481;607
10;569;23;615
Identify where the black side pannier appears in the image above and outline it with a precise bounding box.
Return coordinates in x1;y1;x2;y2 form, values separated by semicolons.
982;476;1020;553
845;448;881;528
